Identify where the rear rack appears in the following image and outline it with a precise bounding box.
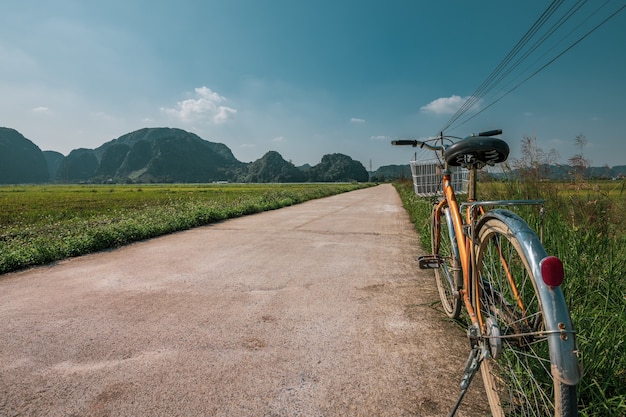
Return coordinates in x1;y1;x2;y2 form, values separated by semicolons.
460;199;545;210
461;199;546;243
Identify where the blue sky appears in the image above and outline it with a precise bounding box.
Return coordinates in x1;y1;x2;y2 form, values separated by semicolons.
2;1;625;169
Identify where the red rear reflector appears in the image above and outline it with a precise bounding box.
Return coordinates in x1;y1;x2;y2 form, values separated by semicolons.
541;256;564;287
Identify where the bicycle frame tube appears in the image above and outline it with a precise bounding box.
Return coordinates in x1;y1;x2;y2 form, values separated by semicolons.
442;170;478;323
465;166;484;331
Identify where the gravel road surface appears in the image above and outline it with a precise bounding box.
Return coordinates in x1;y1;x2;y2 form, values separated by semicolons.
0;184;490;416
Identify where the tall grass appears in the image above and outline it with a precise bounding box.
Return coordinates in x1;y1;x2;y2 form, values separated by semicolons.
393;180;434;248
0;183;371;274
394;178;626;417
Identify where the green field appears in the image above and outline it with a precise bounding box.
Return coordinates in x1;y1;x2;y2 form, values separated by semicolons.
394;178;626;417
0;183;371;274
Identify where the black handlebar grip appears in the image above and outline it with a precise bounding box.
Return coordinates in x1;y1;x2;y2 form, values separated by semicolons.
391;140;418;146
478;129;502;137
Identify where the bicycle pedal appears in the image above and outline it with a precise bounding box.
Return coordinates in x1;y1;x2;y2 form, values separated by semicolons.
418;255;442;269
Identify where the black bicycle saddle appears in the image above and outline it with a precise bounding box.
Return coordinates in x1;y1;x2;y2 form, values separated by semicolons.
444;136;509;167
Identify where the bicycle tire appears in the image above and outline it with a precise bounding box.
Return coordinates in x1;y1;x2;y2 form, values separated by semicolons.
431;205;462;319
475;217;577;417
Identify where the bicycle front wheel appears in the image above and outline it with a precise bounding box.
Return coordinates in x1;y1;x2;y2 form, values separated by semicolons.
431;204;462;319
475;217;577;417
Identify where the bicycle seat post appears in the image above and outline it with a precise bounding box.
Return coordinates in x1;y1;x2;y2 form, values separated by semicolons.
467;165;478;202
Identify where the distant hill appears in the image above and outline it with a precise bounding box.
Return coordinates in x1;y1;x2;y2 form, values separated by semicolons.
307;153;369;182
87;128;245;183
490;163;626;181
2;125;624;185
370;163;626;182
0;127;371;184
58;148;99;182
239;151;305;183
370;164;412;182
0;127;49;184
43;151;65;180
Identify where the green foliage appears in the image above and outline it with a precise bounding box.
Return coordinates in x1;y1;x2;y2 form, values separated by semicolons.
0;183;372;274
395;177;626;417
392;180;433;247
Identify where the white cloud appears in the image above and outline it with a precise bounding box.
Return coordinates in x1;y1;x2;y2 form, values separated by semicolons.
350;117;365;123
161;86;237;124
213;105;237;124
32;106;49;113
272;136;286;142
370;135;391;141
420;95;468;115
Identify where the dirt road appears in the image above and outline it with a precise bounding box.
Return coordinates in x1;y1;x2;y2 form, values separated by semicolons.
0;184;489;416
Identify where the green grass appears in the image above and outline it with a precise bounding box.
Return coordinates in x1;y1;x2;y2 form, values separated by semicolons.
394;178;626;417
0;183;372;274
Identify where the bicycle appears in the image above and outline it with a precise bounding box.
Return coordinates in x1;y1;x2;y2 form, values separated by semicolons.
392;130;580;417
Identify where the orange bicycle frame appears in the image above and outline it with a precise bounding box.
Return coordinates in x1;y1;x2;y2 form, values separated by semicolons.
437;169;480;324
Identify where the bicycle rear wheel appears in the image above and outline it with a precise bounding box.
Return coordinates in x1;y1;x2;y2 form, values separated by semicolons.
475;217;577;417
431;205;462;319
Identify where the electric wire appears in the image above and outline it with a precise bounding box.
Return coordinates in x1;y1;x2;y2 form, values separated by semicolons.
448;2;626;132
489;1;612;111
438;1;626;135
441;0;567;133
442;1;624;133
481;0;590;104
442;1;562;133
441;0;565;133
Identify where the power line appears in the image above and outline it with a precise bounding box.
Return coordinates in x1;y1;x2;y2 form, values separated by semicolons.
448;2;626;131
440;0;564;133
438;1;626;134
480;0;589;103
487;1;612;109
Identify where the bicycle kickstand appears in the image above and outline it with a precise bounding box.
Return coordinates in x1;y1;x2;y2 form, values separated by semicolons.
448;345;484;417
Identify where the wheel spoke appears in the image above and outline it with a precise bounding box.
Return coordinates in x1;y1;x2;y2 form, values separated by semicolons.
475;218;575;416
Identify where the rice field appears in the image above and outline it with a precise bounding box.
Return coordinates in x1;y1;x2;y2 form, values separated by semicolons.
0;183;371;274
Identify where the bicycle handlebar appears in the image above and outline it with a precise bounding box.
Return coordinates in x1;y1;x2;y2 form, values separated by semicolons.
391;139;443;151
477;129;502;137
391;129;502;150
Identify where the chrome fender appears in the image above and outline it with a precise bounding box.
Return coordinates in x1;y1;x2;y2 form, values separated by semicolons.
476;209;581;386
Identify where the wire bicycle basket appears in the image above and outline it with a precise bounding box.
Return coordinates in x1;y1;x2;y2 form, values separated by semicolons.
410;159;469;197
